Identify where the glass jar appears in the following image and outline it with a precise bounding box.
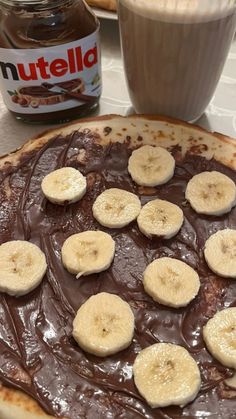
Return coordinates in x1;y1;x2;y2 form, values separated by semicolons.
0;0;101;123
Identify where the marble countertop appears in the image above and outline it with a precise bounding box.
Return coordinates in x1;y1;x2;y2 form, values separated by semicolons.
0;18;236;155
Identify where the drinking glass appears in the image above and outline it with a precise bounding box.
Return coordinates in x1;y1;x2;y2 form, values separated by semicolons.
118;0;236;121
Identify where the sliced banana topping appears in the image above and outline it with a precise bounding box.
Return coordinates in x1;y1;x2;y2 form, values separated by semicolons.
133;343;201;408
73;292;134;357
185;171;236;216
61;230;115;278
128;145;175;187
203;307;236;369
0;240;47;297
41;167;87;205
92;188;141;228
137;199;184;239
143;257;200;308
204;229;236;278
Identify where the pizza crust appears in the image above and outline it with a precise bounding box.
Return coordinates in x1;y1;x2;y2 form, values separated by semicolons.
1;114;235;171
86;0;117;11
0;385;55;419
0;114;235;419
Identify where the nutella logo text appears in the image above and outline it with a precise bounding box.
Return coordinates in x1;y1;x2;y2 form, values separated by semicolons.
0;45;98;81
0;31;101;115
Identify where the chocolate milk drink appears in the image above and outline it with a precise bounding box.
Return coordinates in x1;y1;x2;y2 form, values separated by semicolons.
118;0;236;121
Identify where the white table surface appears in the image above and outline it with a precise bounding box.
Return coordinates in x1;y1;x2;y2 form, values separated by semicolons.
0;18;236;155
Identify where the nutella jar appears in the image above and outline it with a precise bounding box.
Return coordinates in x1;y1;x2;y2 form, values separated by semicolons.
0;0;101;123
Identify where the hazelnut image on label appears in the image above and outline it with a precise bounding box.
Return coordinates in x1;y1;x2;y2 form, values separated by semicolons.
11;95;19;103
31;100;39;108
18;97;29;107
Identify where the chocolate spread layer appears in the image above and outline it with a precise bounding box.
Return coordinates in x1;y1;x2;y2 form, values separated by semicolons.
0;131;236;418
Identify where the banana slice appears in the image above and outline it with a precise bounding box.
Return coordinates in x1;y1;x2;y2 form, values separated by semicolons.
128;145;175;187
143;257;200;308
92;188;141;228
61;230;115;278
73;292;134;357
204;229;236;278
133;343;201;408
137;199;184;239
185;171;236;216
41;167;87;205
203;307;236;368
0;240;47;296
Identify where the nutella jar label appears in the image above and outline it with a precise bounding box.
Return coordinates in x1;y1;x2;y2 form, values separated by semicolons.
0;30;101;114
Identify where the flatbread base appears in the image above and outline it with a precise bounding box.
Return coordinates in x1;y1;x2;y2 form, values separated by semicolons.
0;114;235;419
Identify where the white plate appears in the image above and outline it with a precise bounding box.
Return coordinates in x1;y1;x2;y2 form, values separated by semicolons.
93;6;118;20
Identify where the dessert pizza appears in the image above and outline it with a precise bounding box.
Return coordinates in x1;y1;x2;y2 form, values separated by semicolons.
0;115;236;419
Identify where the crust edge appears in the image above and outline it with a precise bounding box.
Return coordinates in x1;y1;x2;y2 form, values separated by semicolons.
0;385;56;419
0;114;235;171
